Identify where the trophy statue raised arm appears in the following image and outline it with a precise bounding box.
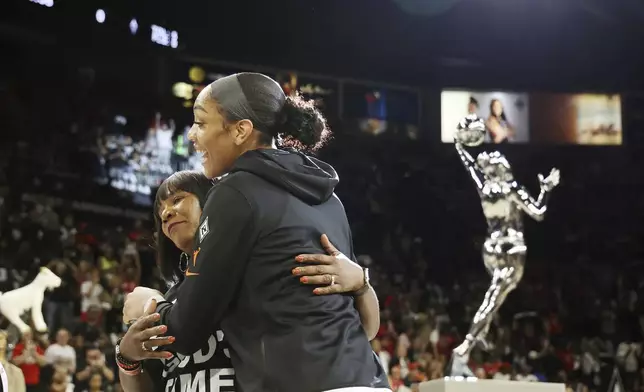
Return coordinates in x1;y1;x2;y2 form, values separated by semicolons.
447;115;561;378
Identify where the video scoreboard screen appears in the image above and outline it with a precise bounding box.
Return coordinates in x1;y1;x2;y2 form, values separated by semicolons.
441;90;622;145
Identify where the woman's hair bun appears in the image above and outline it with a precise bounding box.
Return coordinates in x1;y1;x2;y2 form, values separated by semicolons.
277;94;331;152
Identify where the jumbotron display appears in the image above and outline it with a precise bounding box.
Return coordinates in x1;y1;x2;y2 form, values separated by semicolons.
441;90;623;145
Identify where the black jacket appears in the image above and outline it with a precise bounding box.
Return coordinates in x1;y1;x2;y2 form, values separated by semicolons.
157;149;388;392
145;282;237;392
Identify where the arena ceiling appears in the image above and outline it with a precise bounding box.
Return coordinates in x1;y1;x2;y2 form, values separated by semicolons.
3;0;644;87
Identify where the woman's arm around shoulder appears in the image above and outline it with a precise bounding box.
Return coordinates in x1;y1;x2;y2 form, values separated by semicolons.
292;234;380;340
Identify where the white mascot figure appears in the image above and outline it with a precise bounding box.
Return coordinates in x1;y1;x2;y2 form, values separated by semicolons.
0;267;62;334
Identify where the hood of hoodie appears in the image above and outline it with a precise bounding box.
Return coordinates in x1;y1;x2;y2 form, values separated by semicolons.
230;149;339;205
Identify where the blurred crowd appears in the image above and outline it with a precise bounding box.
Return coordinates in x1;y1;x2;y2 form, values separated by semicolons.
2;45;644;392
0;191;162;392
2;132;644;392
97;113;203;196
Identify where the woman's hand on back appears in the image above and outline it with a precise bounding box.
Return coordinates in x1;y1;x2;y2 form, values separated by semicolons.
119;299;174;362
123;287;165;322
292;234;366;295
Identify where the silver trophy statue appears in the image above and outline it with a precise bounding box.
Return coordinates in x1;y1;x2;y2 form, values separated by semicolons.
448;115;560;377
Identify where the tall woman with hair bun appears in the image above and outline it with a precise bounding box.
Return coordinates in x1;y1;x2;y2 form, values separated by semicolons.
124;73;391;392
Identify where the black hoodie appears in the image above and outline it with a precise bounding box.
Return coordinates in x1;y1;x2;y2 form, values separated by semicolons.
157;149;389;392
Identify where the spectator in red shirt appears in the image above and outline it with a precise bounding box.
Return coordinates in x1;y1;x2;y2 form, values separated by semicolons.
11;330;47;392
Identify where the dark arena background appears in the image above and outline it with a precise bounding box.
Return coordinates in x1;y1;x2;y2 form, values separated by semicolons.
2;0;644;391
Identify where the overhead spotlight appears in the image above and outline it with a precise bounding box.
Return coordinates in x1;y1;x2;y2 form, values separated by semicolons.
129;18;139;35
29;0;54;7
170;31;179;49
95;9;106;24
188;67;206;83
172;82;194;100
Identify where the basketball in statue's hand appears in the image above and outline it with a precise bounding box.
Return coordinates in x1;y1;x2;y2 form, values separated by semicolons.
455;114;486;147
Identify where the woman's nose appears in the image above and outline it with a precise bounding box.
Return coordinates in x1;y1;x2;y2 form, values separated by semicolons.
187;125;196;141
162;208;175;221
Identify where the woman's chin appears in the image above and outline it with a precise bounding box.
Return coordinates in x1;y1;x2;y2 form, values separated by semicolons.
171;233;195;253
203;164;224;179
202;165;216;179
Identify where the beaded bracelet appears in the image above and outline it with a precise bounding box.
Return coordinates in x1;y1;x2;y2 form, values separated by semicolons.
119;366;143;376
116;359;140;372
115;338;141;371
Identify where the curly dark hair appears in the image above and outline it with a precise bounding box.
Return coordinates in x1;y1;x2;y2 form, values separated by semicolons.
212;72;332;152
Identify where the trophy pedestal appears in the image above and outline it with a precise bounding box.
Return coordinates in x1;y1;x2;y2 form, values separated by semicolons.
419;379;565;392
